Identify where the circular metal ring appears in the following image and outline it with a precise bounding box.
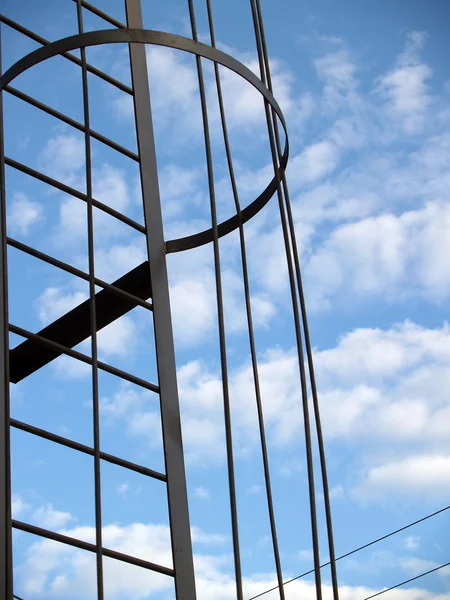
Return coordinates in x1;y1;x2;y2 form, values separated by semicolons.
0;29;289;253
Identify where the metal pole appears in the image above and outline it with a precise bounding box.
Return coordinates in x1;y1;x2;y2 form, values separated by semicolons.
124;2;197;598
0;21;13;600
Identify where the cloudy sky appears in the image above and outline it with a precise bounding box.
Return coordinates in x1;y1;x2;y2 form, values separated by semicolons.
2;0;450;598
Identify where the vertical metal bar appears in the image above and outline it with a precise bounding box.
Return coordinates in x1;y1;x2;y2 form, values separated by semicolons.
204;2;285;598
186;2;244;598
0;22;13;600
124;2;197;598
75;3;104;598
248;2;324;600
253;2;340;599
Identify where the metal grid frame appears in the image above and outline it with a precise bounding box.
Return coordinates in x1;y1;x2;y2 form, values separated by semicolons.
0;1;339;599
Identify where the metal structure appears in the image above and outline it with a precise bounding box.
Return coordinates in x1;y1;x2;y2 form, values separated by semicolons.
0;1;339;599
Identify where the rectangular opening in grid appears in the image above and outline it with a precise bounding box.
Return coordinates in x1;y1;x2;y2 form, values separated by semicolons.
100;459;172;568
10;329;94;447
103;556;175;600
99;370;164;474
11;429;96;543
13;530;98;600
4;163;90;271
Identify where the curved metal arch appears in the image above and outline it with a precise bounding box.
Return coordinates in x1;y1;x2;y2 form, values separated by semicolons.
0;28;289;253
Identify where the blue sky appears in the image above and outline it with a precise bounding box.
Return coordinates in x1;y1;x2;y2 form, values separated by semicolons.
2;0;450;598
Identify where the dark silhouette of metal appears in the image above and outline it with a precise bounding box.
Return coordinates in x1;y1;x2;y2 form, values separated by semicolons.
0;2;340;599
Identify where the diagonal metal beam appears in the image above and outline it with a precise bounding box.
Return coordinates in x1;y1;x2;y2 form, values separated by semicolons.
9;261;151;383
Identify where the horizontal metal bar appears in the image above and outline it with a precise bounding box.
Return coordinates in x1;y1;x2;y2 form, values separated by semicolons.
12;519;174;577
7;237;153;312
0;15;133;95
9;324;159;394
73;0;127;29
10;418;167;482
5;86;139;162
4;157;147;234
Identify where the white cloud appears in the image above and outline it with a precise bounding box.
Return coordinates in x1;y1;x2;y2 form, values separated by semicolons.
159;163;203;220
168;250;277;348
100;383;148;420
304;201;450;309
100;383;162;452
329;485;344;500
313;321;450;456
117;483;129;496
247;484;262;495
55;163;134;245
190;527;228;546
39;135;85;186
298;549;314;561
93;243;147;282
114;44;295;152
33;504;75;530
314;48;359;112
279;458;303;478
376;32;432;134
314;320;450;387
194;487;211;501
98;318;450;485
400;557;450;578
14;519;450;600
38;135;136;246
96;316;137;358
7;192;44;235
92;163;130;213
288;140;341;188
53;355;91;380
353;455;450;503
404;536;420;551
12;493;30;519
169;275;216;347
101;346;305;466
17;522;173;598
36;287;88;325
114;46;200;140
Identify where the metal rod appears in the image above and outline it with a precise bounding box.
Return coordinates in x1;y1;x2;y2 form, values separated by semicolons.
4;86;139;162
4;157;146;234
10;418;167;482
0;15;133;95
12;519;175;577
254;2;340;599
75;3;104;597
248;3;324;600
71;0;127;29
186;1;243;598
9;323;160;394
204;1;285;597
7;237;153;312
124;2;197;598
0;21;13;600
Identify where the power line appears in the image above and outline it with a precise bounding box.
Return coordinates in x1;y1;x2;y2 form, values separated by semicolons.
248;504;450;600
363;561;450;600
